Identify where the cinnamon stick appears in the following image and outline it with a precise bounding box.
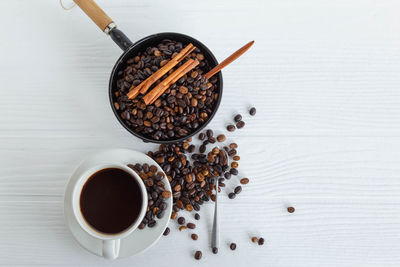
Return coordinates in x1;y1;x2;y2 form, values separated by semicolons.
142;59;195;105
126;43;195;99
139;45;195;94
146;60;200;105
204;40;254;79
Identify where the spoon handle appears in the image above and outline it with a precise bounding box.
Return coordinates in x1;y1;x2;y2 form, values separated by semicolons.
211;178;219;250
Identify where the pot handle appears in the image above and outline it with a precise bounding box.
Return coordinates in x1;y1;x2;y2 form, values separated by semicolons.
73;0;113;32
73;0;133;51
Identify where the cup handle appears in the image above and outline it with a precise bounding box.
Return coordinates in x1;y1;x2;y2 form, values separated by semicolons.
102;239;120;259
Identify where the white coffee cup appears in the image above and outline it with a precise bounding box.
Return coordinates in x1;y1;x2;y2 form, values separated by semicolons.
72;163;147;259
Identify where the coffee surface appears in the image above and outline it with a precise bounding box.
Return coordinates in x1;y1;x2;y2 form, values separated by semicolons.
80;168;142;234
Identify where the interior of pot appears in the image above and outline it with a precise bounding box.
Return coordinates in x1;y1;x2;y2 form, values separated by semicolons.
109;32;223;144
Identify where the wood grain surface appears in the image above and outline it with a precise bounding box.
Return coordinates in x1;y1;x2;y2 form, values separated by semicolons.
1;0;400;266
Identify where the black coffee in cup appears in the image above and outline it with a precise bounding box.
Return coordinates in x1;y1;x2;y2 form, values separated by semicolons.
80;168;143;234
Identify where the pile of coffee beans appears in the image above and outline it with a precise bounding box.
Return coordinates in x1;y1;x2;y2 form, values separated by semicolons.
113;39;220;141
147;134;238;221
144;107;257;259
127;163;171;229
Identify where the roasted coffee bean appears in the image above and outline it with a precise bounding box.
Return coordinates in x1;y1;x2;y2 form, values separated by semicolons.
224;172;231;179
233;155;240;161
234;186;242;194
212;247;218;254
229;143;238;149
206;129;213;138
186;204;194;212
230;243;237;250
199;132;206;140
179;225;187;231
187;223;196;229
163;227;170;236
188;144;196;153
227;125;236;132
194;213;200;220
191;233;198;240
177;217;186;225
258;237;265;245
228;149;237;157
171;211;178;220
236;121;245;129
251;237;258;243
148;220;157;227
234;114;242;122
249;107;256;116
199;144;206;153
208;136;216;144
228;192;236;199
287;207;295;213
240;178;249;184
231;162;239;168
229;168;238;175
194;251;202;260
162;191;171;198
217;134;226;142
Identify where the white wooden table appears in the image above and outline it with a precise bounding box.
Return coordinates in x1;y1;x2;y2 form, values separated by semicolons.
1;0;400;266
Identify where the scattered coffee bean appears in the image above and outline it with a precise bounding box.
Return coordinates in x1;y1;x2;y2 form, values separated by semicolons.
258;237;265;245
171;211;178;220
234;114;242;122
231;162;239;168
162;191;171;198
148;220;157;227
287;207;295;213
251;237;259;243
179;225;187;231
229;168;238;175
249;107;256;116
199;133;206;140
194;250;202;260
224;172;232;179
228;149;237;157
199;144;206;153
227;125;236;132
234;186;242;194
178;217;186;225
191;233;198;240
230;243;237;250
187;223;196;229
212;247;218;254
208;136;216;143
163;227;170;236
206;129;214;138
240;178;249;184
194;213;200;220
229;143;238;149
217;134;226;142
233;155;240;161
228;192;236;199
236;121;245;129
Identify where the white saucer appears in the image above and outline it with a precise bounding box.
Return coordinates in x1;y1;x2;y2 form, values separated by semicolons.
64;148;172;258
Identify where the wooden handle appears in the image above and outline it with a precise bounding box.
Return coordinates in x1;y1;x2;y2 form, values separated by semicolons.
73;0;113;32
